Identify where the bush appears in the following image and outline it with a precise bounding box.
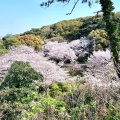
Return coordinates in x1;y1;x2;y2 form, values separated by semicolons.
0;48;8;55
0;39;8;55
16;34;43;51
77;55;88;63
88;29;109;51
48;82;71;98
3;36;21;49
0;61;44;119
46;36;66;43
1;61;43;89
0;39;3;46
68;70;83;77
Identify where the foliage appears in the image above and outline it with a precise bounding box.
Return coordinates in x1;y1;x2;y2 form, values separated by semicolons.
16;34;43;51
23;12;120;43
23;94;66;120
42;15;105;41
0;48;8;55
48;82;72;98
62;82;120;120
88;29;109;50
0;39;3;46
62;84;97;119
0;61;43;89
45;36;66;43
24;28;43;36
50;20;83;41
77;55;88;63
24;15;105;41
68;70;83;77
0;39;8;55
99;0;120;78
1;0;120;119
2;36;21;49
41;95;66;111
0;61;43;119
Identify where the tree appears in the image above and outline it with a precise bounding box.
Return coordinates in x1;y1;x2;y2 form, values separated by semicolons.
16;34;44;51
0;39;8;55
88;29;109;51
0;61;43;119
40;0;120;78
2;36;21;49
99;0;120;78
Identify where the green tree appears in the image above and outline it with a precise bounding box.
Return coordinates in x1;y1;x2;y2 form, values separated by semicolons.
3;36;21;49
99;0;120;78
23;28;44;38
88;29;109;51
40;0;120;78
0;39;3;46
0;39;8;55
0;61;44;119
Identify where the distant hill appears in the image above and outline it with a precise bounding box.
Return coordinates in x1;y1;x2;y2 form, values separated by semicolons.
6;34;12;37
23;12;120;41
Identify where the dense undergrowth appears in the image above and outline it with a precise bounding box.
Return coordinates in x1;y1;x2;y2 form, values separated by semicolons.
0;61;120;120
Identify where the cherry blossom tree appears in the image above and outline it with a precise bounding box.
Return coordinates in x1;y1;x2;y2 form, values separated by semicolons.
40;0;120;78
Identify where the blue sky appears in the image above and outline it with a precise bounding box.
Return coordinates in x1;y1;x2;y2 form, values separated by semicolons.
0;0;120;37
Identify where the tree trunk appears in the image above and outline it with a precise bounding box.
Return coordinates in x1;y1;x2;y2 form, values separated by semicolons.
100;0;120;78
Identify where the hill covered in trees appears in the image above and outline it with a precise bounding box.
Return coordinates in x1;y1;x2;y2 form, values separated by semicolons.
21;12;120;51
0;12;120;54
23;12;120;41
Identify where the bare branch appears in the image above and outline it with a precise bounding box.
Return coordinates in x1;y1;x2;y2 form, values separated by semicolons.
93;10;102;17
66;0;80;15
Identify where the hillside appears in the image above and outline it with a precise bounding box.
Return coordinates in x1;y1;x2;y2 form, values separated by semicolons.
23;12;120;41
1;12;119;54
0;13;120;120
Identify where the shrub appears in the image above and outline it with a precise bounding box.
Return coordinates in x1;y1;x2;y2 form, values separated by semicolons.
77;55;88;63
0;48;8;55
3;36;21;49
24;28;43;36
46;36;66;43
16;34;43;51
48;82;71;98
88;29;109;51
1;61;43;89
68;70;83;77
0;39;3;45
0;39;8;55
0;61;44;119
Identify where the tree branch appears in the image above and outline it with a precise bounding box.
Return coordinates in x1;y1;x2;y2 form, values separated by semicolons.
93;10;102;17
66;0;80;15
63;0;70;6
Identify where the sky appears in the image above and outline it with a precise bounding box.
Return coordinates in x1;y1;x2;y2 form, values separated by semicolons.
0;0;120;37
